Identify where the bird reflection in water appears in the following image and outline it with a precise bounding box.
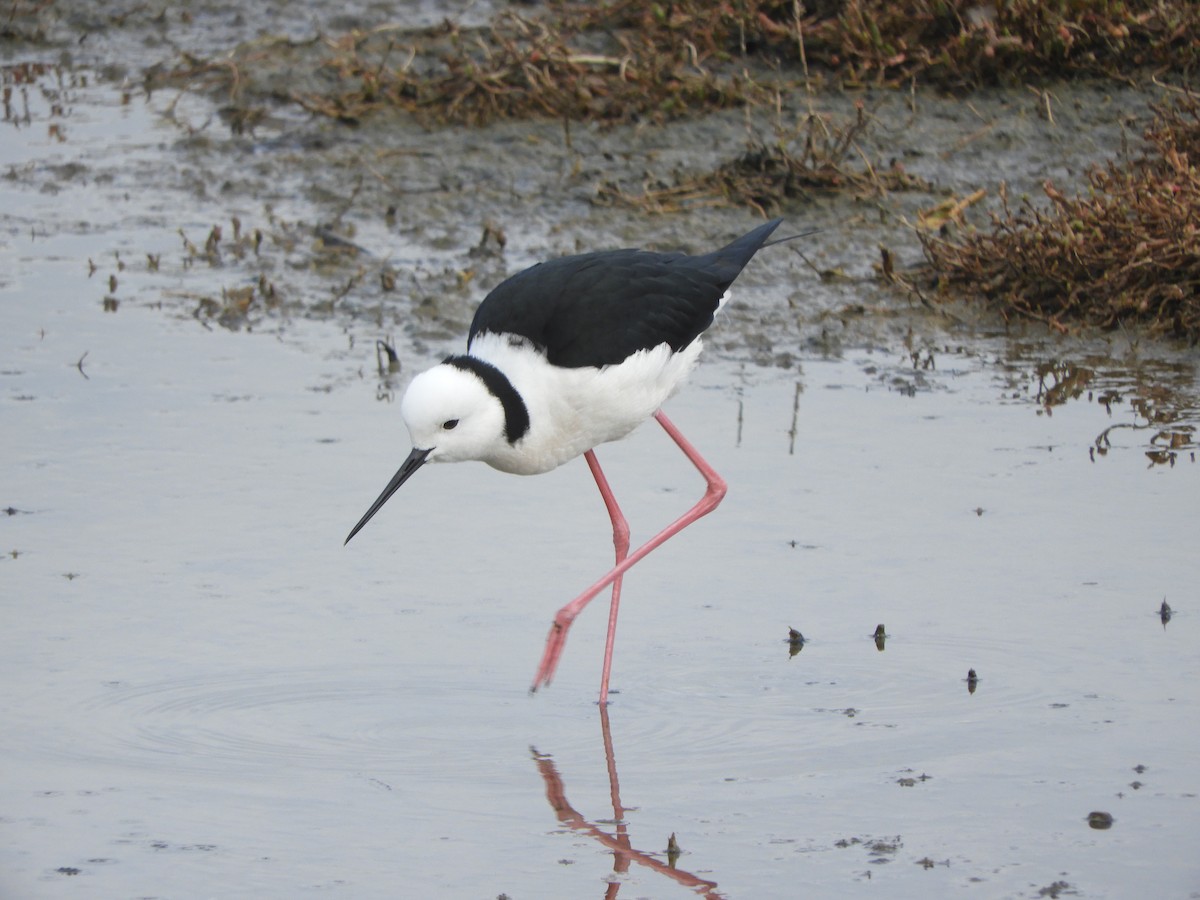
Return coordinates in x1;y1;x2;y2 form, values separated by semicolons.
531;706;726;899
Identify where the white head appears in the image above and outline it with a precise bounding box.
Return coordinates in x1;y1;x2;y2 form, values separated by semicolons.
344;360;511;544
399;363;507;464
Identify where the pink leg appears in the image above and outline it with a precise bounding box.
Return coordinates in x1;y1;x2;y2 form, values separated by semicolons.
584;449;630;706
531;410;727;702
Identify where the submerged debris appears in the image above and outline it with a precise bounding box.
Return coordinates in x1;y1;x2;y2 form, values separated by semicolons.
665;832;681;868
873;623;887;651
1037;881;1077;899
375;339;401;376
787;627;805;657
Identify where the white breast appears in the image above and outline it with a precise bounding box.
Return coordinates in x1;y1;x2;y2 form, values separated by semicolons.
468;333;704;475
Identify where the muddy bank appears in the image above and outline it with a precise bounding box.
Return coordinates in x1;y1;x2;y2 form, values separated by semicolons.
3;2;1197;449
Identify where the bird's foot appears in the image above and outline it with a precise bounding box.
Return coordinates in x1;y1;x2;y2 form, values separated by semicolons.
530;617;571;694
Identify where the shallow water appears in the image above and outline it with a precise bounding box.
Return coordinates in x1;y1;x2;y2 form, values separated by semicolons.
3;34;1200;900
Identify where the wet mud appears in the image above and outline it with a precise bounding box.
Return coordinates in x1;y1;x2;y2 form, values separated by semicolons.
6;5;1196;425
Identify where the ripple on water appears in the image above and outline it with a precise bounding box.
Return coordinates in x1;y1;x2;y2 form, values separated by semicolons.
49;665;502;776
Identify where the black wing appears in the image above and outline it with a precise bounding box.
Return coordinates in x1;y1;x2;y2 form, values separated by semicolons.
467;218;783;369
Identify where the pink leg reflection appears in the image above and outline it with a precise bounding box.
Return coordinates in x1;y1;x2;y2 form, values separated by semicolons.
532;706;725;899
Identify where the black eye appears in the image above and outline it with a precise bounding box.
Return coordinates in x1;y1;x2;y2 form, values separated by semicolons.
442;419;459;430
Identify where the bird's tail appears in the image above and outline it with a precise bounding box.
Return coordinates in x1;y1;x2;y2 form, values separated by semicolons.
705;218;818;286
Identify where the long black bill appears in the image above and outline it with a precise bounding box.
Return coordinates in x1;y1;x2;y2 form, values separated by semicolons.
344;447;432;545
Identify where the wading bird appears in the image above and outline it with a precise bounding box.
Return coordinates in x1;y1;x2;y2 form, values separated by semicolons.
347;218;791;704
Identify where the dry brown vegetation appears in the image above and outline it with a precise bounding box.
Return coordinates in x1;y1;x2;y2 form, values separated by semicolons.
921;96;1200;340
288;14;763;126
561;0;1200;87
793;0;1200;85
150;1;1200;128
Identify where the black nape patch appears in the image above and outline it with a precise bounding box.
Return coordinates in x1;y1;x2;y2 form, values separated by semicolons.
443;355;531;444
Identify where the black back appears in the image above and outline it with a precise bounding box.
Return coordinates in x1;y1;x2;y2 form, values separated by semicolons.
467;218;784;368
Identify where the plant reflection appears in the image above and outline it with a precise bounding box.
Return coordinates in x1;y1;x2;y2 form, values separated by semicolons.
1034;360;1093;407
1000;346;1199;465
532;706;725;899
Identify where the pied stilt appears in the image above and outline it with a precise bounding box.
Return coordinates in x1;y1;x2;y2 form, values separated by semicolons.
347;218;790;704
